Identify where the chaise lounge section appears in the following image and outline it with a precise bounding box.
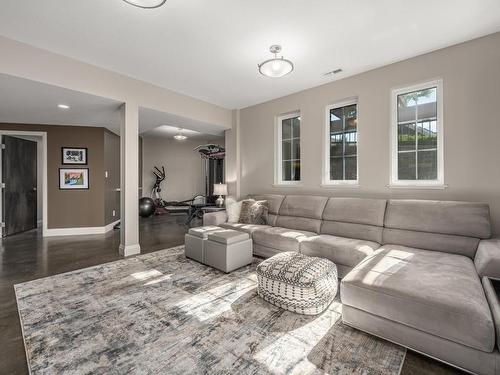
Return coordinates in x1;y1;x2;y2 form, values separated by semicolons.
203;194;500;374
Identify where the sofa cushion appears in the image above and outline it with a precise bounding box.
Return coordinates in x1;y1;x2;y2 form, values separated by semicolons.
320;198;386;243
278;195;328;219
253;227;316;252
383;228;480;258
300;235;379;268
239;199;269;225
322;197;387;226
275;215;322;233
475;239;500;279
249;194;285;215
385;200;491;239
341;245;495;352
321;221;383;244
219;222;271;234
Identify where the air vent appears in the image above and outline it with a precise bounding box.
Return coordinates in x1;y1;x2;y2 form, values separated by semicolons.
323;68;343;77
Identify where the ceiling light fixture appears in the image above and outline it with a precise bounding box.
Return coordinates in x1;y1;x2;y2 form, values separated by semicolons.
57;104;70;109
258;45;294;78
174;129;187;141
122;0;166;9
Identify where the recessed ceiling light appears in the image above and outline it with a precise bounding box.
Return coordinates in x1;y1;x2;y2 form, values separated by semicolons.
258;45;294;78
57;104;70;109
174;129;187;141
122;0;166;8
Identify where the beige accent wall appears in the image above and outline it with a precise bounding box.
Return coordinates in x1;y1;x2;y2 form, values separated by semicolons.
238;32;500;235
0;123;105;229
142;137;225;202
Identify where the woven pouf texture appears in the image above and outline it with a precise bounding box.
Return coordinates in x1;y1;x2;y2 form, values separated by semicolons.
256;252;338;315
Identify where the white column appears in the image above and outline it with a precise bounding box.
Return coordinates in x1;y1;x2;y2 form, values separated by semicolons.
119;102;141;257
225;109;241;199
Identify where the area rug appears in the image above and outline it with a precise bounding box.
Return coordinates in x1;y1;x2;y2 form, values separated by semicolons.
15;246;406;375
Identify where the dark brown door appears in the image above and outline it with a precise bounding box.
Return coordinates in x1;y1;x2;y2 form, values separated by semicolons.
2;136;37;237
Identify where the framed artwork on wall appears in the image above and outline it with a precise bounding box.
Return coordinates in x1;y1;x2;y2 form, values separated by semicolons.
59;168;89;190
62;147;88;165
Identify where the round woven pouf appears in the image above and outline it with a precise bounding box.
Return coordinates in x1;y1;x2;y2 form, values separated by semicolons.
256;251;338;315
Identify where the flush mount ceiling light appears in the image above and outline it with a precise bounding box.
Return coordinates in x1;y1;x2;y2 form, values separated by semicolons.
258;45;294;78
57;104;70;109
173;129;187;141
122;0;166;9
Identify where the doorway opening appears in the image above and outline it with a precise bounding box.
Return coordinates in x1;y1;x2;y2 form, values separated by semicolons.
0;131;48;238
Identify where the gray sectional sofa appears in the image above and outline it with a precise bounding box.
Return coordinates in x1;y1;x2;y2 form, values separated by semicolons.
203;194;500;375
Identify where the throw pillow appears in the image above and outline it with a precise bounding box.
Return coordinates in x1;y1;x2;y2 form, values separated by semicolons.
239;200;269;225
225;197;243;223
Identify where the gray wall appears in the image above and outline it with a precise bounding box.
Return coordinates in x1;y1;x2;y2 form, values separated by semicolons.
237;32;500;235
142;137;225;202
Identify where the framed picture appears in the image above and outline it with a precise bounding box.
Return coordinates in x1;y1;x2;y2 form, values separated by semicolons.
62;147;87;165
59;168;89;190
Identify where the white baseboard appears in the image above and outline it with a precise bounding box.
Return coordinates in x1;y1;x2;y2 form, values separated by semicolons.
105;219;120;232
44;219;120;237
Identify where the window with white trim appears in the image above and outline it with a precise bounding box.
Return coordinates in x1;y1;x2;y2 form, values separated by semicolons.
275;113;301;184
323;101;358;185
391;80;443;187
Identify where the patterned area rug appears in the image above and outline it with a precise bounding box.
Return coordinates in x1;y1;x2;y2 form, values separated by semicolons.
15;246;406;375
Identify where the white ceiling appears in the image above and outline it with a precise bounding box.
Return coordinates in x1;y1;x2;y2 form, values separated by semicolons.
0;73;226;137
0;1;499;109
138;107;225;137
0;73;123;131
141;125;223;140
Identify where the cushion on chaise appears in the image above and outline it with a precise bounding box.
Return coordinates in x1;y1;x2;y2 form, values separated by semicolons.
341;244;495;353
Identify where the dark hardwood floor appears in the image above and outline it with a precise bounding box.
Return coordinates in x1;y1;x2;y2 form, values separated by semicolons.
0;214;463;374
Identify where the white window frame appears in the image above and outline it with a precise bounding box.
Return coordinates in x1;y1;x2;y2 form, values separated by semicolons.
322;99;359;187
390;79;445;189
274;112;301;186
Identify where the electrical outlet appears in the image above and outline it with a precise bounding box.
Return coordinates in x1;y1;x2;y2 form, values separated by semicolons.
112;210;116;217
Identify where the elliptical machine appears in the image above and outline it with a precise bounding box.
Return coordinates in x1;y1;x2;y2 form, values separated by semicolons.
151;166;167;210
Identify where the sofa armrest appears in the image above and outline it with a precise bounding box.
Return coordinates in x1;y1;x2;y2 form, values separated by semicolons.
475;239;500;280
203;211;228;226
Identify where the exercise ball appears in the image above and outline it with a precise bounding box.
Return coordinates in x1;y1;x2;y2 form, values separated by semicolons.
139;197;155;218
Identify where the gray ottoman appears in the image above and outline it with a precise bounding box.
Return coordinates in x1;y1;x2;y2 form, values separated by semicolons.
185;226;224;263
256;252;338;315
204;230;253;273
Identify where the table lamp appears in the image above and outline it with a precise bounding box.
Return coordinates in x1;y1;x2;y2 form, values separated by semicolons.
213;183;228;207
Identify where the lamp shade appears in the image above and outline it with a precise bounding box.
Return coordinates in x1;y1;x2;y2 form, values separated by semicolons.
213;183;228;196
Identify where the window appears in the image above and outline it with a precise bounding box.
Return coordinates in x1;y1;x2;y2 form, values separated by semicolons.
275;113;301;185
323;100;358;185
391;80;444;187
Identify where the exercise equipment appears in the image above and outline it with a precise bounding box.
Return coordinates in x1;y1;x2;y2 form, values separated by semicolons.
151;166;166;203
139;197;155;218
194;144;225;200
